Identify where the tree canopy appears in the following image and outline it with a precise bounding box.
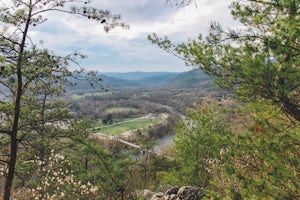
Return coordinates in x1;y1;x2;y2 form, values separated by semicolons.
149;1;300;198
149;0;300;121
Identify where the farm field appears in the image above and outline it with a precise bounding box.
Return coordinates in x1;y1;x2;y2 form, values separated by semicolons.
105;107;139;114
98;118;158;136
71;91;113;100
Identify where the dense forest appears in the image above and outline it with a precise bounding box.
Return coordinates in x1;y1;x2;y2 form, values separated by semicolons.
0;0;299;200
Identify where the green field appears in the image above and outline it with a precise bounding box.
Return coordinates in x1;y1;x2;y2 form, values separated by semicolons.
105;107;139;114
98;118;156;135
71;91;113;100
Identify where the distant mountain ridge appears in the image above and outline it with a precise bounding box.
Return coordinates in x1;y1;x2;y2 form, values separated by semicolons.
170;69;212;88
103;71;180;80
100;69;213;89
68;69;214;93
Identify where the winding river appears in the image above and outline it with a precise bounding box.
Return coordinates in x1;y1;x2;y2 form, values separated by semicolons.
153;134;176;153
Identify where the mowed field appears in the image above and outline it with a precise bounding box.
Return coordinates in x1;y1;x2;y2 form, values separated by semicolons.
98;118;157;135
71;91;113;100
105;107;139;114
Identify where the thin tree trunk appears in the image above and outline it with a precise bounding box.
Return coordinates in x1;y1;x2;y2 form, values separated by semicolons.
3;3;32;199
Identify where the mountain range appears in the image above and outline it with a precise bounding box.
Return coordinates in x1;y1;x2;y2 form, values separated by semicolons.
69;69;215;93
100;69;213;89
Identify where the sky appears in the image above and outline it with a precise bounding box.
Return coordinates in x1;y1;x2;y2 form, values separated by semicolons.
29;0;237;72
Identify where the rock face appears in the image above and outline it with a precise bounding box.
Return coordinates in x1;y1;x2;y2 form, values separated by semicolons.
176;186;205;200
151;192;164;200
139;186;204;200
136;189;155;199
165;187;179;196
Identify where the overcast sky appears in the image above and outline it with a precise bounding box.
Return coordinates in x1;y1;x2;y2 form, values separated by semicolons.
29;0;236;72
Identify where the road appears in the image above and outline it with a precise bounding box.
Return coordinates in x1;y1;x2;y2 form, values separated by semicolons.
92;132;174;160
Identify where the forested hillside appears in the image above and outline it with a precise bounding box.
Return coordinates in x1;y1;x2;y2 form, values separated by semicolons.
68;69;213;92
0;0;299;200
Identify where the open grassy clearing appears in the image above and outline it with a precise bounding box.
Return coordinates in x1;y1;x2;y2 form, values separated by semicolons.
105;107;139;114
98;118;158;135
94;117;135;127
71;91;113;100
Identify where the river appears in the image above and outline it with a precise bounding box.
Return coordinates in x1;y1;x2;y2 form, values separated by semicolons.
153;134;176;153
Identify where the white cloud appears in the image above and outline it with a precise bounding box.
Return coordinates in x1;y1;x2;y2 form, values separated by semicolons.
28;0;237;72
61;0;234;40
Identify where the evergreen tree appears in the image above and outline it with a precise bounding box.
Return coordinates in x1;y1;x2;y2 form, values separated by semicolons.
0;1;126;199
149;1;300;198
149;0;300;121
169;101;233;190
234;101;300;199
70;136;135;200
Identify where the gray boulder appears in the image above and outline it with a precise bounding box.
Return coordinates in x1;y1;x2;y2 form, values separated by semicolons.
138;186;204;200
136;189;154;199
177;186;204;200
151;192;164;200
164;193;177;200
165;187;179;196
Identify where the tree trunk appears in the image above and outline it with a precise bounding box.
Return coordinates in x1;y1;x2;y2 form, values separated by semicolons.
3;4;32;199
3;135;18;200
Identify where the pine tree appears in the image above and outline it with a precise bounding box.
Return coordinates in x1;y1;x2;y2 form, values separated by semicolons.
149;0;300;121
0;1;126;199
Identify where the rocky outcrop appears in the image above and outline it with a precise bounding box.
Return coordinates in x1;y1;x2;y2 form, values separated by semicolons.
151;192;164;200
136;189;155;199
138;186;205;200
165;187;179;196
176;186;205;200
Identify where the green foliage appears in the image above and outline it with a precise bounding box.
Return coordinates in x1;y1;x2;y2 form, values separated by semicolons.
69;137;135;199
167;101;233;190
162;98;299;199
148;155;176;188
235;129;300;199
102;113;113;125
233;101;300;199
149;0;300;121
0;0;127;199
148;1;299;198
